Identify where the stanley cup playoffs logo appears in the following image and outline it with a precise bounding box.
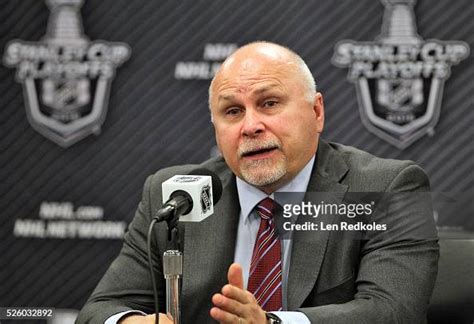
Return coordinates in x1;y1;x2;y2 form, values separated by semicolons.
3;0;131;147
332;0;469;149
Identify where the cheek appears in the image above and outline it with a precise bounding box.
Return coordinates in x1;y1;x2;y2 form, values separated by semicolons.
215;125;239;154
215;126;242;174
273;115;317;152
270;115;299;142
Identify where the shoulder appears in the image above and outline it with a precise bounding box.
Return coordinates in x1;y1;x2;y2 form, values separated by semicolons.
325;141;430;192
330;142;412;172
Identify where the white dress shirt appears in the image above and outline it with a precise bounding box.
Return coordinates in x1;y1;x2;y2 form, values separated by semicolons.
234;155;315;323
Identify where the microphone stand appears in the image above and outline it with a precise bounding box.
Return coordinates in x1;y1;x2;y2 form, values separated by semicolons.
163;220;182;324
148;207;183;324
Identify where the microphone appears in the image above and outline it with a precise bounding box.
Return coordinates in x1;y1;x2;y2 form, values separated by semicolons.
154;168;223;223
147;169;223;324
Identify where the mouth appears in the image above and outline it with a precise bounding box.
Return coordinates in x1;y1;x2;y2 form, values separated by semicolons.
241;146;278;159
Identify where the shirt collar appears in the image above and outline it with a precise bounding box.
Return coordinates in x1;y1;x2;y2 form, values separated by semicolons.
236;155;315;222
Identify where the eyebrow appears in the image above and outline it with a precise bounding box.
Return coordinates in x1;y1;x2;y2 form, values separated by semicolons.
217;94;236;103
217;84;282;103
254;86;276;95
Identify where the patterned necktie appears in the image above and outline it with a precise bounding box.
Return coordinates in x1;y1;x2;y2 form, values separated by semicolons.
247;197;283;311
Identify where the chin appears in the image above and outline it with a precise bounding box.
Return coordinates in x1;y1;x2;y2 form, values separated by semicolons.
241;166;287;188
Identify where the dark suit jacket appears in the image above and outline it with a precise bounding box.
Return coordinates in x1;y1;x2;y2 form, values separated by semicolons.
77;140;439;324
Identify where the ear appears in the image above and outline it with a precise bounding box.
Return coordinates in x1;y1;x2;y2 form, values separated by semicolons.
313;92;325;133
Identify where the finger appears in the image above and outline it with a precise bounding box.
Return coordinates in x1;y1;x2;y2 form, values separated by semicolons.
227;263;244;289
210;306;241;324
212;293;246;317
158;313;173;324
221;284;252;304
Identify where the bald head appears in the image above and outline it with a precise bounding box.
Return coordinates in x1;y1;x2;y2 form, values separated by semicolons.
209;42;316;110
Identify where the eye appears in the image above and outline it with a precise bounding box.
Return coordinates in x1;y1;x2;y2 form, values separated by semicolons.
263;100;278;108
225;107;242;116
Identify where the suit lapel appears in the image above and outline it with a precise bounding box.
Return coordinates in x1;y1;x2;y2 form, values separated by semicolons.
287;141;349;309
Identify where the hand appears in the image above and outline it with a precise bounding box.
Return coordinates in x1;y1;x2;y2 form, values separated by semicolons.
119;313;173;324
210;263;267;324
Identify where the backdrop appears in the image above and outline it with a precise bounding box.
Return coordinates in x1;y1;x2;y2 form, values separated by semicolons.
1;0;472;322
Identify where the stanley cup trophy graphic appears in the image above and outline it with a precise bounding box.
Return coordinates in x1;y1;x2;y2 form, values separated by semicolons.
332;0;469;149
379;0;421;45
41;0;91;124
43;0;89;46
376;0;424;124
3;0;131;147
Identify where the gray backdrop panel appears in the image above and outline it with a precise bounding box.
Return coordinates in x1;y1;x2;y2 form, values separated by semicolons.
0;0;472;315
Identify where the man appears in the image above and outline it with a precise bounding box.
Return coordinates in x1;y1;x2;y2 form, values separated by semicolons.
77;42;439;324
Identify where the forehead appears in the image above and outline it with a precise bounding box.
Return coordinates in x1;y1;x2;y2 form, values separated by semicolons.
212;57;299;99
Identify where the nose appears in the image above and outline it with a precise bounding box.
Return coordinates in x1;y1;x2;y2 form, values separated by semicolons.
241;109;264;138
